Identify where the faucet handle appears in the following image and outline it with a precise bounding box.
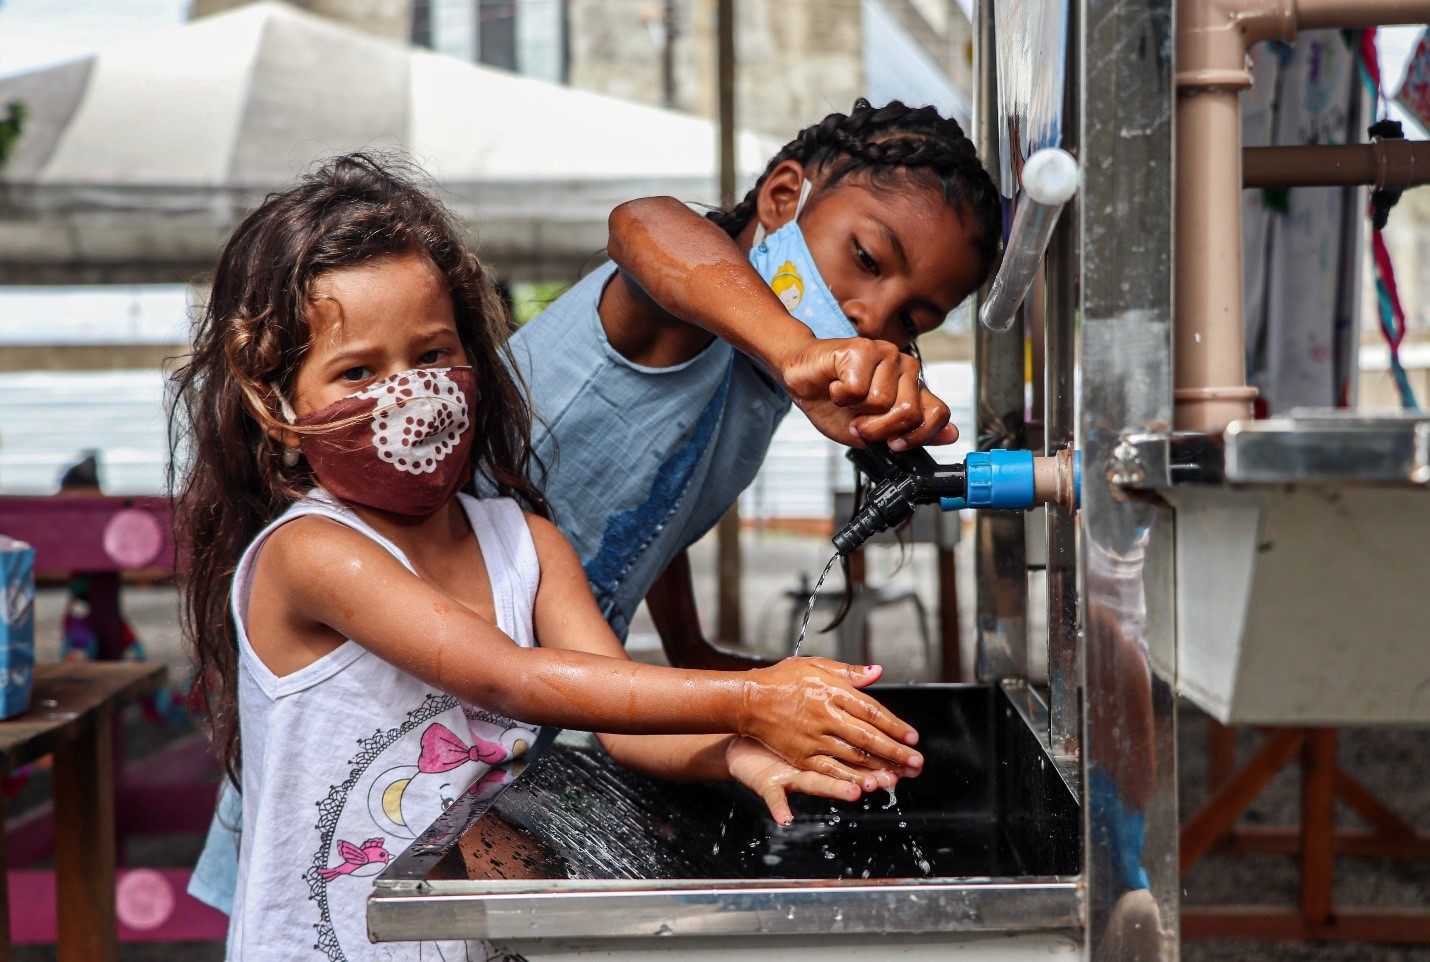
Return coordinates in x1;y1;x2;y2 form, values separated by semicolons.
846;440;941;485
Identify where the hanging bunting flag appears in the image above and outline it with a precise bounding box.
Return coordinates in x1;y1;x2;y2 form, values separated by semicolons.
1359;28;1421;410
1394;27;1430;134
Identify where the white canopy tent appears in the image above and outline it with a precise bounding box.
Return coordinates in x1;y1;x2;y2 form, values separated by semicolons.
0;2;777;284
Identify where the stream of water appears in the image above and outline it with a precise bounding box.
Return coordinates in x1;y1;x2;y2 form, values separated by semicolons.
791;553;840;658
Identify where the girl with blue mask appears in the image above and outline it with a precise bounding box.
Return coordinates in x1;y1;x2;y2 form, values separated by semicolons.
603;100;999;451
566;98;1001;662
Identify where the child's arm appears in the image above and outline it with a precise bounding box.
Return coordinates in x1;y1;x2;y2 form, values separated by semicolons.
606;196;956;452
521;514;913;805
264;515;923;783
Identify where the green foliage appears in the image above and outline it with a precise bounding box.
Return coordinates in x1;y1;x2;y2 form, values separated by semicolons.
510;282;569;325
0;102;26;172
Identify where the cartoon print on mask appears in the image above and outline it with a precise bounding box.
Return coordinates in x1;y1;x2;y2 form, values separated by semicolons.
360;368;471;476
746;181;857;340
770;261;804;312
306;694;536;961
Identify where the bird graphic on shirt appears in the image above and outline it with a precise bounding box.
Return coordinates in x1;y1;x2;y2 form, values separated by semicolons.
317;837;392;881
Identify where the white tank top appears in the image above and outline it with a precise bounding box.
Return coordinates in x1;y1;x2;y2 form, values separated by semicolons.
226;492;539;961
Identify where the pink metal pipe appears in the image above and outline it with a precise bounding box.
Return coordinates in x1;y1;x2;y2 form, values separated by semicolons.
1174;0;1430;433
1175;88;1258;432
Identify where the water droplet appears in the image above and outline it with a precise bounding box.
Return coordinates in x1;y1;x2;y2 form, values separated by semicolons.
656;924;674;937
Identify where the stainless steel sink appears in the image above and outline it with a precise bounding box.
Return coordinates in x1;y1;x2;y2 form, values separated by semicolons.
369;682;1082;949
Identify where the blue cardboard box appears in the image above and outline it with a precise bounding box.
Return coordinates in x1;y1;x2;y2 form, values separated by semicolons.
0;535;35;720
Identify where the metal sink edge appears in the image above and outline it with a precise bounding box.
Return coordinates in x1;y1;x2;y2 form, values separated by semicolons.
368;876;1083;941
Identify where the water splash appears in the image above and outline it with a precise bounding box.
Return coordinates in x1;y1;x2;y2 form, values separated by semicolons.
712;811;730;855
792;554;839;658
910;834;933;876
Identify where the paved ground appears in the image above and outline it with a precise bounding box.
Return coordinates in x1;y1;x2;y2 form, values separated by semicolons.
11;528;1427;960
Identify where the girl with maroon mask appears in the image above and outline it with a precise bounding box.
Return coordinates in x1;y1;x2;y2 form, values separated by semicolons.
172;154;923;960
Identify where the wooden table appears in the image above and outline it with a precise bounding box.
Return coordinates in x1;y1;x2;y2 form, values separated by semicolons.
0;662;165;962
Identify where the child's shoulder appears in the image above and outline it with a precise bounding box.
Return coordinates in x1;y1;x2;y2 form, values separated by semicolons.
459;493;560;546
258;511;387;573
515;509;574;562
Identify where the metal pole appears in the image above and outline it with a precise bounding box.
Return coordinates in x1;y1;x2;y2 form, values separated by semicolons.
971;0;1028;682
1044;0;1080;760
717;0;735;207
1079;0;1180;953
662;0;678;109
715;0;743;645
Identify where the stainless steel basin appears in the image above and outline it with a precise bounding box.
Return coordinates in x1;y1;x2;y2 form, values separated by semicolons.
369;682;1082;946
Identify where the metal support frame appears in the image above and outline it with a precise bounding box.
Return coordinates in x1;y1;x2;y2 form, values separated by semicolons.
1181;727;1430;942
714;0;743;645
1043;0;1080;760
1077;0;1180;957
972;0;1028;683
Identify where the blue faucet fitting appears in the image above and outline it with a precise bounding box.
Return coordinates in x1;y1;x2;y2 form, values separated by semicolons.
832;443;1081;556
940;450;1081;512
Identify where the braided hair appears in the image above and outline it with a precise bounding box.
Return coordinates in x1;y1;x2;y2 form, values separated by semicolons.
708;98;1001;286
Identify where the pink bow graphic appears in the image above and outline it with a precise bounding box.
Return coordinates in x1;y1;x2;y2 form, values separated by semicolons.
419;722;507;773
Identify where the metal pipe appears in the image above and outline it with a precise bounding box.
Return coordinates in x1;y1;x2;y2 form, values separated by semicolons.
1243;141;1430;189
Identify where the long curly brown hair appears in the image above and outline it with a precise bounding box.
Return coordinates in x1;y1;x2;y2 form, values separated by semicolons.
169;152;548;787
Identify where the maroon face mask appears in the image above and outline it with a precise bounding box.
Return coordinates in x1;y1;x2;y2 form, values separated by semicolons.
294;367;477;520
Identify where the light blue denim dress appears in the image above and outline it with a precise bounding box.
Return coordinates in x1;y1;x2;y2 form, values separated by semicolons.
190;260;793;912
510;262;791;638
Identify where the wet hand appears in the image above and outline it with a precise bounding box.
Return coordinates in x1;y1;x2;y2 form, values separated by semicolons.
737;658;923;783
778;337;957;450
725;736;903;826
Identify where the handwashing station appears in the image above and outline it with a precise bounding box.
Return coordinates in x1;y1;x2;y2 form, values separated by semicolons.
369;0;1430;957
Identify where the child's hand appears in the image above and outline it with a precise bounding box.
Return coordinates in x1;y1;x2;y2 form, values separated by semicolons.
724;736;901;827
737;659;923;782
778;337;957;451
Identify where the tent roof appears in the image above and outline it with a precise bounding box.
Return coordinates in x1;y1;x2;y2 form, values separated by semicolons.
0;2;778;283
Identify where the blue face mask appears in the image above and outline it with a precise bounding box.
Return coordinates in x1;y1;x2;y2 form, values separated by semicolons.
747;180;859;340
